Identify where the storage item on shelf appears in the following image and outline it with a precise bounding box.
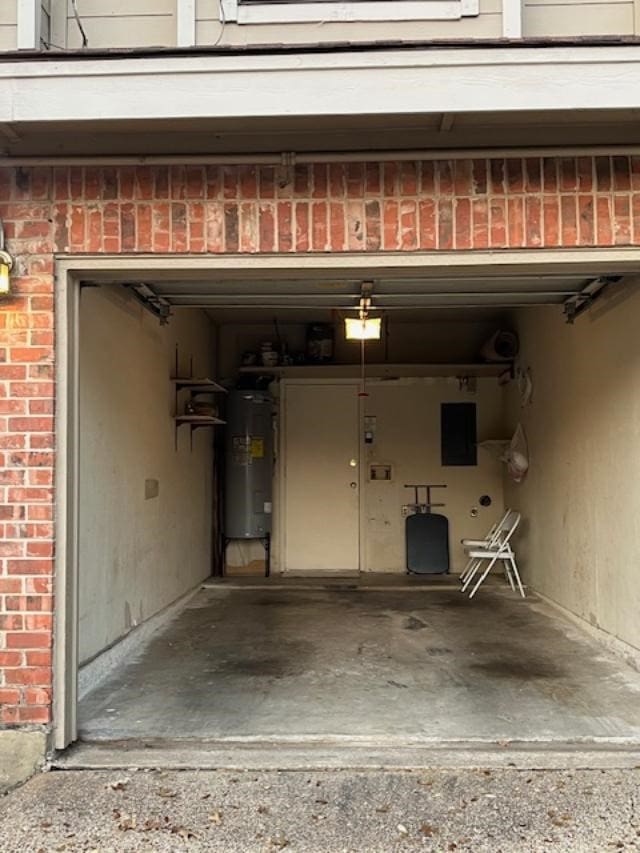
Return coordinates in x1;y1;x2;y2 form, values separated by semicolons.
480;330;519;362
185;399;218;418
260;342;279;367
306;323;334;363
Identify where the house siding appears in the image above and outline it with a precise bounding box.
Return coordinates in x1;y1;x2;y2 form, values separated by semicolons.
523;0;635;38
64;1;177;50
0;1;16;51
1;0;640;51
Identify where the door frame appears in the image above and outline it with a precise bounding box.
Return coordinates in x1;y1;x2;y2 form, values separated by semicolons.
278;379;364;575
53;247;640;749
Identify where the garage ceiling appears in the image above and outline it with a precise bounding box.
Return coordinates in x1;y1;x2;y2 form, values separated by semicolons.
123;272;623;324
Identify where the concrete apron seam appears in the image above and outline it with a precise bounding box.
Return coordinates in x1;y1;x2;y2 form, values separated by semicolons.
200;582;511;592
69;734;640;746
52;740;640;772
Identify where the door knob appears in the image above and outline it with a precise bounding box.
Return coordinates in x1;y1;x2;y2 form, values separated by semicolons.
350;482;357;489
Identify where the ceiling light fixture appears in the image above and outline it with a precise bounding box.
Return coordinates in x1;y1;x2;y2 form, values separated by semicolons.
344;316;382;340
344;281;383;398
344;282;382;341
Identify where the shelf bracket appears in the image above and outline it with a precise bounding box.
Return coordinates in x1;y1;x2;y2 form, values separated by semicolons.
173;346;226;452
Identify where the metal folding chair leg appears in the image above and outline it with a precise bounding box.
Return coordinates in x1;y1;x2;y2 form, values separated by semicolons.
460;559;481;593
460;557;476;584
503;559;516;591
468;554;499;599
509;555;526;597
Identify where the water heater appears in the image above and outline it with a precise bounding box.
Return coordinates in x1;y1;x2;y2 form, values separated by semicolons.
224;390;273;539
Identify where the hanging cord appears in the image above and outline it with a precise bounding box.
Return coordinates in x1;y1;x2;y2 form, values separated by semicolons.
212;0;227;47
71;0;89;48
359;337;368;397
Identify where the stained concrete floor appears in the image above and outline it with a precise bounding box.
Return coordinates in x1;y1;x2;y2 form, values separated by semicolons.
78;584;640;744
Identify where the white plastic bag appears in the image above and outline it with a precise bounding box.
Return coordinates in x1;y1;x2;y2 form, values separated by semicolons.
502;423;529;483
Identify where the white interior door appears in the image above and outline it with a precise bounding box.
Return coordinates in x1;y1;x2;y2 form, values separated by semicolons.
283;383;360;574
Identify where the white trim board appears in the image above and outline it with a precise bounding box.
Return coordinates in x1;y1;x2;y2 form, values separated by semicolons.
177;0;196;47
56;247;640;279
502;0;523;37
221;0;479;24
78;584;202;701
16;0;41;49
5;46;640;124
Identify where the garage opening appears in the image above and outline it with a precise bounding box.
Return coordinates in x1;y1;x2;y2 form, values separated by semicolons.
64;261;640;754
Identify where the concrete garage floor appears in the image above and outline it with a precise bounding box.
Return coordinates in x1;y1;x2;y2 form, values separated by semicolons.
77;584;640;747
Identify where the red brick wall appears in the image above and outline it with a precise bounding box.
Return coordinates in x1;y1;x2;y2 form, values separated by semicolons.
0;155;638;729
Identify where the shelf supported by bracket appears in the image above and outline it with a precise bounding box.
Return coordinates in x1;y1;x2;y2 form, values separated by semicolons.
173;347;227;451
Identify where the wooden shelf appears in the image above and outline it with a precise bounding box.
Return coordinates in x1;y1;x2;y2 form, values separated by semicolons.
175;415;226;426
172;377;227;393
237;363;511;379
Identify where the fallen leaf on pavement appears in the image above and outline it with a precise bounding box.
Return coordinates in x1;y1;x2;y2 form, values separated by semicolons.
118;813;137;831
157;787;178;799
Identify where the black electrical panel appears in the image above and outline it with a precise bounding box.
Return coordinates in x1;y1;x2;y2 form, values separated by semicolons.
441;402;477;466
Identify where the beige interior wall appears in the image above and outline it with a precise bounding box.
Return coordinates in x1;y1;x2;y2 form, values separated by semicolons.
363;378;505;573
78;287;215;663
504;286;640;652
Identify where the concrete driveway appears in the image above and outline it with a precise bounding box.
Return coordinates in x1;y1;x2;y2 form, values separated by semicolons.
1;766;639;852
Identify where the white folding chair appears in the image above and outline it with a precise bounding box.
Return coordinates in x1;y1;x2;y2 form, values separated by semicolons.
460;510;525;599
459;508;511;585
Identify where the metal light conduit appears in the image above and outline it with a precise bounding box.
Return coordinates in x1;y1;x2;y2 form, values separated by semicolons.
3;145;640;167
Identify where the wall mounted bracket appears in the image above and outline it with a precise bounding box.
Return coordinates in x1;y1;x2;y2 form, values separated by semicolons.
127;282;172;325
563;276;621;324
